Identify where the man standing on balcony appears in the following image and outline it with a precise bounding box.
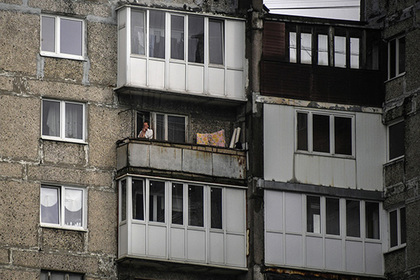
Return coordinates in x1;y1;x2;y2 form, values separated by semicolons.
138;122;153;139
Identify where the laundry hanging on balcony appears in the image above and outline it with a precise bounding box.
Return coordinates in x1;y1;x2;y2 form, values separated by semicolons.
196;129;226;147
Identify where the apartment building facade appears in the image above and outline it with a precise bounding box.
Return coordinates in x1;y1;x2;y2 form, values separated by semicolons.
0;0;255;279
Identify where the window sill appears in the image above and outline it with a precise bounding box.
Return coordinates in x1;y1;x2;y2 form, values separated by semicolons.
385;244;406;254
40;52;86;62
384;156;404;167
41;137;88;145
385;72;406;83
40;224;87;232
295;150;355;160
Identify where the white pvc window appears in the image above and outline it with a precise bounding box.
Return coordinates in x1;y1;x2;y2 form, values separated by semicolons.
296;111;353;156
41;270;83;280
350;37;360;69
154;113;187;143
289;32;297;63
300;33;312;64
388;120;405;161
389;207;406;249
334;36;346;68
41;15;84;60
42;99;86;143
318;34;328;66
388;36;405;79
40;185;86;230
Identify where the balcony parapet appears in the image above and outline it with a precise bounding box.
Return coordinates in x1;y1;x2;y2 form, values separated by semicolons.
116;138;246;185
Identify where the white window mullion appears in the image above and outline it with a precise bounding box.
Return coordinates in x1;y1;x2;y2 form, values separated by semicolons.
330;115;335;155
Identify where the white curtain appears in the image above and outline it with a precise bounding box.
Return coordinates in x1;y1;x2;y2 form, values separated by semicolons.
65;103;83;139
43;100;60;137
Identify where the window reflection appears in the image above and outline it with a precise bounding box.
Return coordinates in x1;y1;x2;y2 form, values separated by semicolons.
188;185;203;226
188;16;204;63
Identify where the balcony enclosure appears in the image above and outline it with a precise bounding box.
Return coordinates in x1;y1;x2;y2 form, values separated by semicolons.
117;6;247;102
116;139;247;269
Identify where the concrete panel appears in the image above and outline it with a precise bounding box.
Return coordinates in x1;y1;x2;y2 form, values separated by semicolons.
0;95;40;160
42;141;87;166
0;248;9;265
41;228;85;252
0;11;38;75
182;149;212;175
129;143;150;167
0;181;38;247
0;270;38;280
117;144;128;170
43;57;85;84
212;153;245;179
150;145;182;171
88;190;117;254
88;22;117;86
28;0;112;18
0;162;23;179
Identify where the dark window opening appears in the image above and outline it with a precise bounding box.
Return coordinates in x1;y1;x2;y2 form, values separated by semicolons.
313;114;330;153
334;116;352;155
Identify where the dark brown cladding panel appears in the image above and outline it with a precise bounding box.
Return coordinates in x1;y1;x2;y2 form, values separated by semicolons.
261;61;385;107
262;21;286;60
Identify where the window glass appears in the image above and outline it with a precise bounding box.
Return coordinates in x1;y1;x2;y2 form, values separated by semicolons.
209;19;224;65
313;114;330;153
60;18;83;56
326;198;340;235
318;34;328;66
172;183;183;225
132;179;144;220
149;10;165;59
171;15;184;60
289;32;297;63
41;16;55;52
211;188;222;229
400;207;406;244
398;37;405;74
297;112;308;151
188;185;203;226
346;200;360;237
156;114;165;141
42;100;60;137
389;39;396;78
365;202;380;239
65;103;83;140
188;16;204;63
149;181;165;222
390;209;398;247
131;10;146;55
168;115;185;143
121;180;126;222
389;121;404;160
307;196;321;233
64;188;83;227
350;37;360;69
51;272;65;280
301;33;312;64
334;116;352;155
334;36;346;68
41;187;60;225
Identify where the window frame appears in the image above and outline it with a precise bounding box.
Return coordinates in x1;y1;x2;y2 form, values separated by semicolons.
41;99;87;143
304;195;381;240
119;176;225;231
40;14;86;61
295;110;355;157
41;270;84;280
40;184;87;231
129;8;225;66
387;120;405;162
387;35;406;80
388;206;406;250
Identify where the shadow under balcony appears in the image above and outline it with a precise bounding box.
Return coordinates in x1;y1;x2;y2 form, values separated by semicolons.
116;138;247;186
